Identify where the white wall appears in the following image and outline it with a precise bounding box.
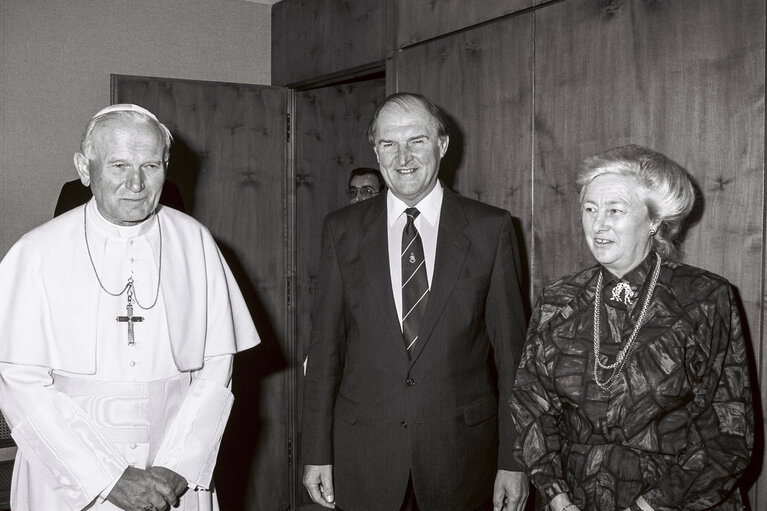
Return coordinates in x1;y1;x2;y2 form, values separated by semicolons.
0;0;272;256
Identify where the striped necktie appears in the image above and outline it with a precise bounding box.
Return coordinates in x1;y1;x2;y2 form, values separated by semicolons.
401;207;429;355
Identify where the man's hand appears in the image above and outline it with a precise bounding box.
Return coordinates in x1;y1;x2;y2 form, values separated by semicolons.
106;466;177;511
147;466;188;505
492;470;529;511
303;464;335;508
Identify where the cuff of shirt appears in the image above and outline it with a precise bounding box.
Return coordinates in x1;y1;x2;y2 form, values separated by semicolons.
630;496;654;511
636;495;655;511
99;470;125;503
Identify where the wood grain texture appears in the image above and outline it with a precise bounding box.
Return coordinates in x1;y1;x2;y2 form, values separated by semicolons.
534;0;764;298
293;77;386;504
395;15;534;301
533;2;765;505
271;0;387;86
397;0;532;47
113;75;291;511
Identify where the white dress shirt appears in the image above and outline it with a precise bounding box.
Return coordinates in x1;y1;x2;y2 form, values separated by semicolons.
387;182;443;329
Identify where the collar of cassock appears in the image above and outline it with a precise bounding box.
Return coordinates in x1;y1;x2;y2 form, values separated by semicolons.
87;198;157;239
601;251;656;310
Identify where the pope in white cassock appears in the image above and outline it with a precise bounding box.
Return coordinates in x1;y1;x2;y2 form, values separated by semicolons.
0;104;260;511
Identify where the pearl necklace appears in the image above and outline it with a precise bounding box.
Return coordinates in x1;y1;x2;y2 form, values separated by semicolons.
593;254;662;391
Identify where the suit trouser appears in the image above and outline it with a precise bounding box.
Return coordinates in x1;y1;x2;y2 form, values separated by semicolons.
336;475;493;511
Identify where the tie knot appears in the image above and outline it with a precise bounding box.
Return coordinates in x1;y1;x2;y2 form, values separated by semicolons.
405;207;421;224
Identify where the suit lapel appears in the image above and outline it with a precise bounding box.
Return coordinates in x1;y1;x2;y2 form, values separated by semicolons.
408;190;470;364
359;196;408;358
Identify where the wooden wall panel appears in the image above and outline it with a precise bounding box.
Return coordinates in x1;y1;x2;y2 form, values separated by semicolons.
113;76;291;511
397;0;532;47
293;77;386;504
271;0;387;86
275;0;767;506
534;1;765;505
534;0;764;332
395;15;534;299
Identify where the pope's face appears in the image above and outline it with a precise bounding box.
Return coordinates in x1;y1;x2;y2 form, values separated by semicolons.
372;102;448;207
581;173;657;277
75;119;166;226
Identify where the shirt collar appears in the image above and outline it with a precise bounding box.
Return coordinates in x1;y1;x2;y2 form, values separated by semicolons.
387;181;444;227
603;251;655;288
87;197;157;239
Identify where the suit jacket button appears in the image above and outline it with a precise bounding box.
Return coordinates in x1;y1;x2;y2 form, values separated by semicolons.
406;377;416;386
400;420;408;428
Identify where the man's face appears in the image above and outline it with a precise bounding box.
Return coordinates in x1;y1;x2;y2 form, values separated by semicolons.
348;174;382;203
75;119;166;226
372;103;448;207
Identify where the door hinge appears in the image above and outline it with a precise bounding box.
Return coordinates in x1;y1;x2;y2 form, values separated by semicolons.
286;113;291;142
288;439;293;466
286;274;292;307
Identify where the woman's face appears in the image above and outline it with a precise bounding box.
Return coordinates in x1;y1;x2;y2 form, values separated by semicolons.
581;173;657;277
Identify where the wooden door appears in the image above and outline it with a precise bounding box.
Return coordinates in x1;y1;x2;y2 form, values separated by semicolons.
292;76;386;506
113;75;290;511
272;0;387;85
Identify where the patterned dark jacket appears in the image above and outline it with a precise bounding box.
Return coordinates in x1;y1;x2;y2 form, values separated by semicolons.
511;253;754;511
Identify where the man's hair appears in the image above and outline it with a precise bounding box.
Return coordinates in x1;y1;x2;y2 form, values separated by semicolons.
349;167;385;190
80;110;173;163
365;92;449;146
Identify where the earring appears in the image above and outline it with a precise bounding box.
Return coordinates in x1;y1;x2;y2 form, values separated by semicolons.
649;228;657;237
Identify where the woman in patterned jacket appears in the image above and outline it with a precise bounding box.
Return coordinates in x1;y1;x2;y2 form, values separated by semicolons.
510;145;753;511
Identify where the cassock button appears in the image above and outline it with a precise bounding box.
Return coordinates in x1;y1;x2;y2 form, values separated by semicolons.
400;420;408;428
129;361;136;367
406;377;416;386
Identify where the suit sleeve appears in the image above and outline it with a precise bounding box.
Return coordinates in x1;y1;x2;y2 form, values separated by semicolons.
486;212;528;471
300;216;347;465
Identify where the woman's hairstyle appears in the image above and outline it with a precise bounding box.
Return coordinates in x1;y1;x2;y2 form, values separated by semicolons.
80;110;173;163
366;92;449;146
577;144;696;259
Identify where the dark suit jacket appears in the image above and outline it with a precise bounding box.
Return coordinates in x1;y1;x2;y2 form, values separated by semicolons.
301;188;527;511
53;179;185;217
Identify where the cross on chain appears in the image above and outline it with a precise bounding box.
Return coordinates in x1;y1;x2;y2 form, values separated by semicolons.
115;280;143;346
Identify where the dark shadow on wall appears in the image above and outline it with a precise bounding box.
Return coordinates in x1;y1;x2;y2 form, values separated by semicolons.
438;112;464;192
166;134;201;214
213;241;288;510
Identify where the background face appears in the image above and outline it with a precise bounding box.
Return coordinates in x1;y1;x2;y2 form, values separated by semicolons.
84;119;166;225
372;102;447;207
581;173;654;277
348;174;381;203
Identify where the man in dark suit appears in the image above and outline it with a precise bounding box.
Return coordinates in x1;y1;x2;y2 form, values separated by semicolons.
301;93;529;511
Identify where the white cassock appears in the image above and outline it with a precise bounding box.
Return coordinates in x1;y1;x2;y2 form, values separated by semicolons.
0;199;260;510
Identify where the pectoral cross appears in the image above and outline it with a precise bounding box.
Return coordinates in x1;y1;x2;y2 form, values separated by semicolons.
116;282;143;346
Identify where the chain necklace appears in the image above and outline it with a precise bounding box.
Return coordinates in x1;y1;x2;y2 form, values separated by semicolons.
83;202;163;342
593;254;662;391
